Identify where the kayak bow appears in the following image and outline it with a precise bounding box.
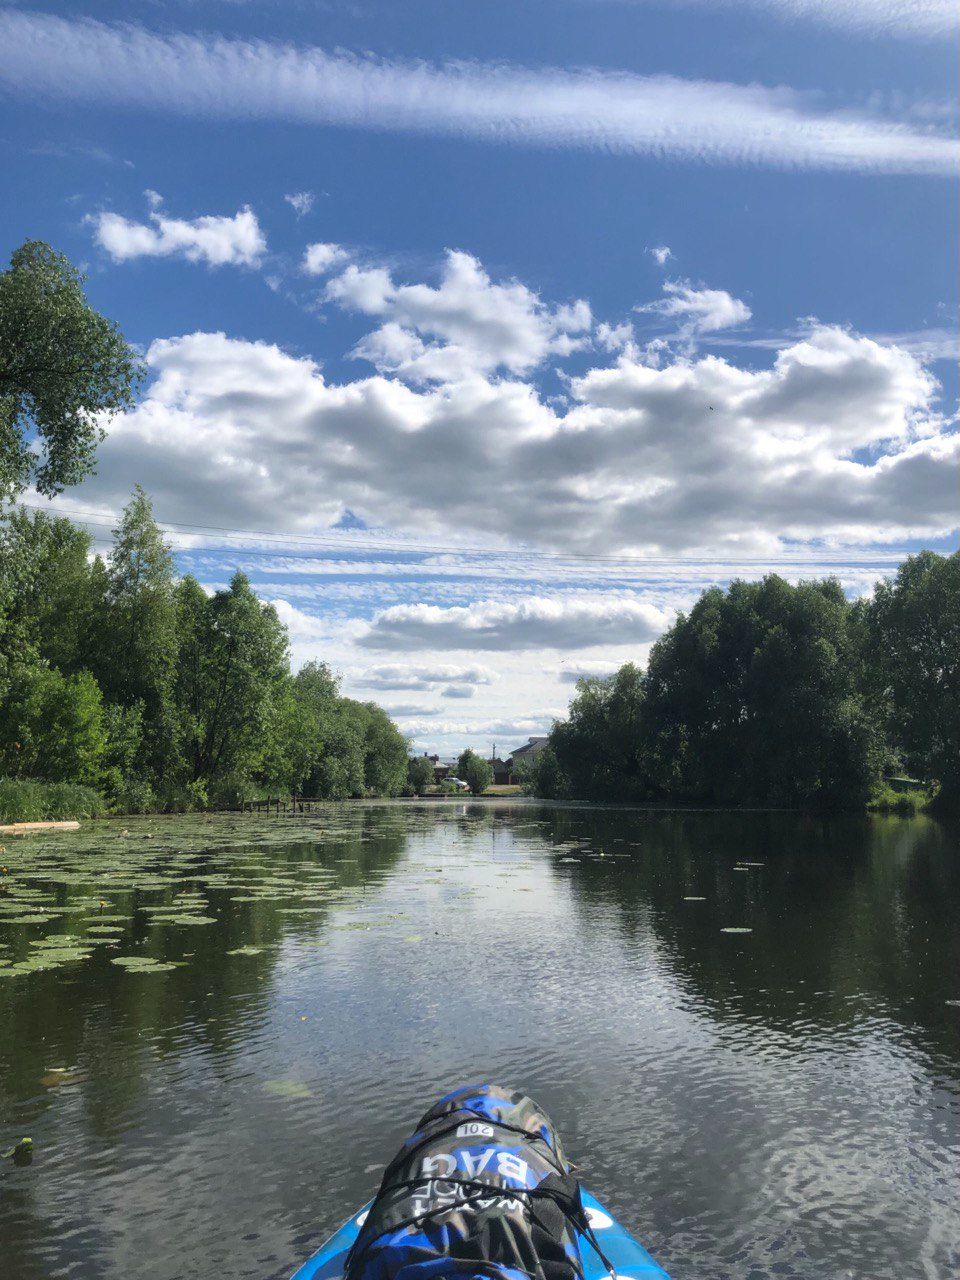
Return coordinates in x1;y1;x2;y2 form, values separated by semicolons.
290;1187;670;1280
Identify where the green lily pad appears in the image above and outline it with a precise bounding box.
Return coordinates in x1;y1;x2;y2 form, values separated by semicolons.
149;914;217;926
262;1079;313;1099
110;956;178;971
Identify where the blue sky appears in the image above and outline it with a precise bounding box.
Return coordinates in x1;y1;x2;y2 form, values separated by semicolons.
1;0;956;755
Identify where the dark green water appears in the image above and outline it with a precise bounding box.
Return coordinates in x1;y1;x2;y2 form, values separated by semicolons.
1;803;958;1280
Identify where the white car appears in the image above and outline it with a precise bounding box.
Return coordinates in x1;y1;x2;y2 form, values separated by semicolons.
446;777;471;791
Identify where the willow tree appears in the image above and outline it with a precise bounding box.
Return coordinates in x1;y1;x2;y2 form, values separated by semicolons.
0;240;142;498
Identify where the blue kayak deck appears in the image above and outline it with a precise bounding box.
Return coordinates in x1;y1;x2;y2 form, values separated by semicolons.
290;1187;670;1280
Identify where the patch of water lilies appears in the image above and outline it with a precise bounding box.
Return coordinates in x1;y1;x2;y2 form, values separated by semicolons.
109;956;180;972
0;809;421;980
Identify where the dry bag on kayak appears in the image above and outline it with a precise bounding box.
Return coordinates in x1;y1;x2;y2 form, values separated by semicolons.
344;1084;586;1280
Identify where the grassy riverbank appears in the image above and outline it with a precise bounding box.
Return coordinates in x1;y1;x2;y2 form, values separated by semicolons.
0;779;108;824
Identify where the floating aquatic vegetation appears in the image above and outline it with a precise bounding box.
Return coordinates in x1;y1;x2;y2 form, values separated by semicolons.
0;811;414;979
225;945;264;956
262;1079;313;1099
2;1137;33;1165
109;956;178;972
148;914;218;926
40;1068;77;1088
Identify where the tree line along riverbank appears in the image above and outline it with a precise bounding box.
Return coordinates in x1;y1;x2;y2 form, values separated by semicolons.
524;553;958;815
0;491;411;819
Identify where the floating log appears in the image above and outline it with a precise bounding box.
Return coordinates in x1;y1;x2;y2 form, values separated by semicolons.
0;820;81;834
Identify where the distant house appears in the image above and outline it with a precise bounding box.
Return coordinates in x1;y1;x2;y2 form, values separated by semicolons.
434;757;458;784
505;737;550;780
490;757;513;785
411;752;453;784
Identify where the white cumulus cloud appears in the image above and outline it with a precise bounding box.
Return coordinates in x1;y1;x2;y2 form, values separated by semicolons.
328;249;591;381
638;279;752;334
357;595;672;651
303;241;351;275
89;198;266;267
558;661;624;683
60;255;958;560
396;716;561;741
357;664;498;690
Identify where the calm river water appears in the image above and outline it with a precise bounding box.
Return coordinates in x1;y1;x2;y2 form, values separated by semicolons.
1;803;958;1279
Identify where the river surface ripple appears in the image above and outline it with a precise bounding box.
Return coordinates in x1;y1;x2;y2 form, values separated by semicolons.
1;803;958;1279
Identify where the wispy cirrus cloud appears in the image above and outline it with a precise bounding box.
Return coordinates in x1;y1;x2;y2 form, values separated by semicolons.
607;0;956;39
0;11;955;175
284;191;314;218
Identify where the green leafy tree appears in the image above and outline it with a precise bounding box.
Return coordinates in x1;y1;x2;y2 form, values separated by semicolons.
288;661;343;796
258;682;315;794
521;745;567;799
310;700;367;799
0;507;94;680
552;664;646;801
0;241;142;498
456;748;493;796
98;702;149;810
544;577;882;810
93;486;179;780
407;754;435;796
172;574;210;783
184;571;289;799
0;664;105;783
0;488;412;815
361;702;408;795
641;576;881;808
866;551;959;806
